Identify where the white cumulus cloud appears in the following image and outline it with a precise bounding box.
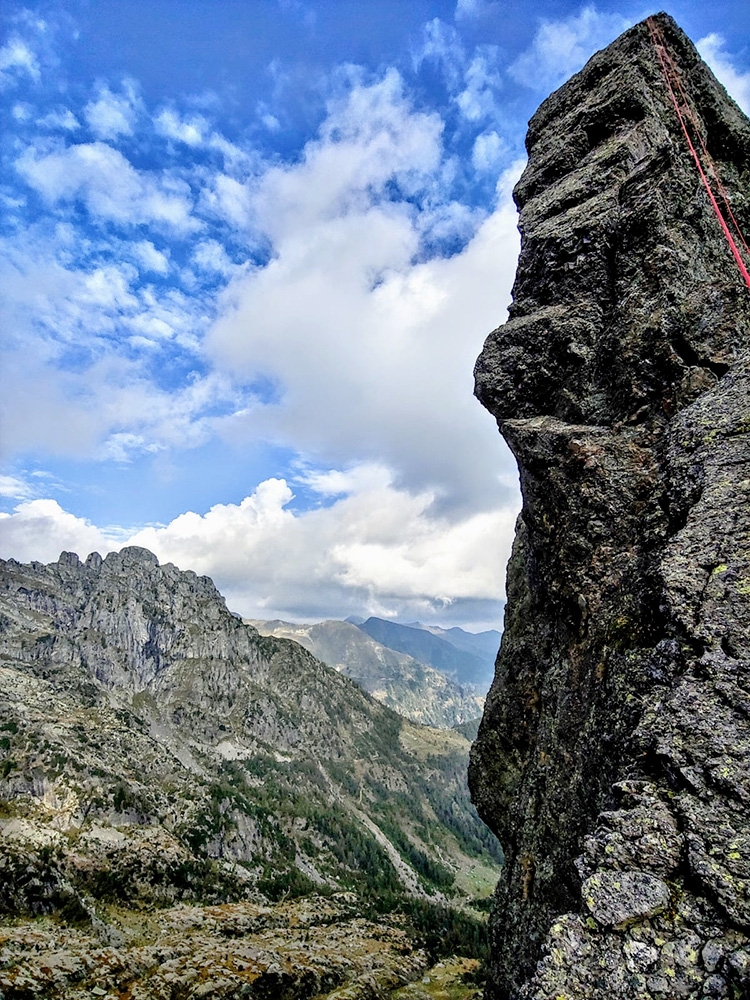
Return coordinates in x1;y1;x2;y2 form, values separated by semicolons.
129;465;517;624
192;239;236;276
206;71;522;513
38;108;80;131
698;33;750;114
510;6;633;92
455;0;493;19
16;141;198;231
132;240;170;275
472;130;507;172
84;81;140;140
456;49;502;121
0;34;529;631
200;173;253;229
0;467;517;629
0;499;119;564
0;37;40;88
155;108;206;146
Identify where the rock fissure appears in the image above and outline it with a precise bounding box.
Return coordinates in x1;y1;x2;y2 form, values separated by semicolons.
469;13;750;999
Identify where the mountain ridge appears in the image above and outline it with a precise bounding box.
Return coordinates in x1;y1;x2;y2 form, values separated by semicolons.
0;546;500;996
248;617;486;728
404;622;502;662
356;617;496;690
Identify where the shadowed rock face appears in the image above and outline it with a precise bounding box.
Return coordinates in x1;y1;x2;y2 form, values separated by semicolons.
469;12;750;1000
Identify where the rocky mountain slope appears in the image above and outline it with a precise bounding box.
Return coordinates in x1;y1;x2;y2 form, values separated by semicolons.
0;547;500;998
249;617;485;728
469;12;750;1000
357;618;496;690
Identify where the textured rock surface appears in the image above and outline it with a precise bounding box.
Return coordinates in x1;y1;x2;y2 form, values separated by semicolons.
469;13;750;999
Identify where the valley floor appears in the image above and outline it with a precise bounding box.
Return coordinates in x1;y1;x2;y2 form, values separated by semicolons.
0;895;483;999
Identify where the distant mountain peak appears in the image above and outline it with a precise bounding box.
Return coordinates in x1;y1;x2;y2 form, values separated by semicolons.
251;617;485;728
355;617;498;691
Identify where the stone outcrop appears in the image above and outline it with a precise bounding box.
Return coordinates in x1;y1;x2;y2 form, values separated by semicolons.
469;13;750;999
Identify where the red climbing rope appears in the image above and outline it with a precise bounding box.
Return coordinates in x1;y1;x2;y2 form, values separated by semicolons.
669;56;750;262
647;16;750;290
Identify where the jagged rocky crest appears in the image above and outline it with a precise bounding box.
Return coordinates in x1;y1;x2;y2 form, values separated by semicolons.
469;12;750;1000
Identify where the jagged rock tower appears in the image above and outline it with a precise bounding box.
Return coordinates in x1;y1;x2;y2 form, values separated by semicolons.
469;12;750;1000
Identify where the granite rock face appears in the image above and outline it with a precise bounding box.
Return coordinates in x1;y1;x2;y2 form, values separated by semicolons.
469;13;750;999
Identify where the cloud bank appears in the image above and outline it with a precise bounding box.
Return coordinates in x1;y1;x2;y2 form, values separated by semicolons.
0;467;517;629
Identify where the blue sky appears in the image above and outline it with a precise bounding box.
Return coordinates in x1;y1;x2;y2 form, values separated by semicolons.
1;0;749;628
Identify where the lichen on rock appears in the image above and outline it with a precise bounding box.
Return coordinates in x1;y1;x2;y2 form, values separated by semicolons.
469;12;750;1000
582;870;670;929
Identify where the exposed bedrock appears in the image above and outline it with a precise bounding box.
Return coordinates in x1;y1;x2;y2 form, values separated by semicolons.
469;13;750;1000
